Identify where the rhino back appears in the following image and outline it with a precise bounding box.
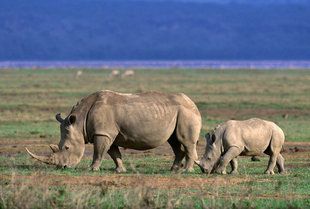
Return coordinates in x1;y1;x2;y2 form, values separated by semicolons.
221;118;279;155
86;91;198;149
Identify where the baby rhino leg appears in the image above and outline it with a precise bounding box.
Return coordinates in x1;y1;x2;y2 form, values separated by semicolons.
107;145;126;173
218;146;242;174
229;158;238;174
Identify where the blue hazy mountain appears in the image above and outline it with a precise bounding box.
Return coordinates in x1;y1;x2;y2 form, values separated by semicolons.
0;0;309;60
129;0;310;4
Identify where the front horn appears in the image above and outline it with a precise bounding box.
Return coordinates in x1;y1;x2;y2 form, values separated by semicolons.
195;160;206;173
56;113;64;123
25;148;57;165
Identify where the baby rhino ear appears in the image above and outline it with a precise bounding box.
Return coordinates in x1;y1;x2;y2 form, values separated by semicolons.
205;133;211;146
49;144;59;153
68;114;76;125
211;134;216;143
56;113;64;123
205;133;216;146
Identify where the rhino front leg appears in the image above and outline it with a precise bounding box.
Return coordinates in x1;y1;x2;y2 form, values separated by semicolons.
89;135;113;171
218;147;242;175
107;145;127;173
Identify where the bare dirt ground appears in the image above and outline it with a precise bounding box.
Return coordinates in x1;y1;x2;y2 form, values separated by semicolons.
1;138;310;159
1;137;310;157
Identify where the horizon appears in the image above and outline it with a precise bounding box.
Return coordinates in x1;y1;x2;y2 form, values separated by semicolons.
1;60;310;69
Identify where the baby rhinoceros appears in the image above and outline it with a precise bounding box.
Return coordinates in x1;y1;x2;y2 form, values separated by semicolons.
195;118;286;175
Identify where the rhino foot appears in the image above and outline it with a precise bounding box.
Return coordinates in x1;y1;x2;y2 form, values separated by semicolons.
182;167;194;173
214;167;227;175
170;164;184;172
279;170;287;174
115;167;127;173
264;170;274;175
88;166;100;171
220;170;227;175
229;170;238;174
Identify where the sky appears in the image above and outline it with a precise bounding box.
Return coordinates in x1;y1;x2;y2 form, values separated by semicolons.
0;0;309;61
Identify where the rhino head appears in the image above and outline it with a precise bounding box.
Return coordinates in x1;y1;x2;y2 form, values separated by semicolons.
195;133;221;174
26;113;85;168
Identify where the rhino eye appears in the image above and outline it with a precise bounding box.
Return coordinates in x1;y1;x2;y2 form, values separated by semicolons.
65;146;69;150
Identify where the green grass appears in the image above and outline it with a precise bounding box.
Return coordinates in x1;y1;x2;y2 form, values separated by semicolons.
0;68;310;208
1;154;310;208
0;121;58;139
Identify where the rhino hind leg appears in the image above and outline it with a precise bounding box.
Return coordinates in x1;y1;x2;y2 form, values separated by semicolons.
183;143;198;172
108;145;127;173
168;135;185;171
264;149;281;175
229;158;238;174
174;108;201;172
264;154;277;175
276;153;286;174
264;141;284;175
264;129;285;175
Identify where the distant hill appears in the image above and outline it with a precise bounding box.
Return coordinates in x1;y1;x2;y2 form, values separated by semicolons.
130;0;310;4
0;0;309;60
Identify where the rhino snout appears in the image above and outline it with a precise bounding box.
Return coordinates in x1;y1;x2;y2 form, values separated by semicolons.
199;167;211;174
195;160;211;174
202;168;211;174
57;164;67;169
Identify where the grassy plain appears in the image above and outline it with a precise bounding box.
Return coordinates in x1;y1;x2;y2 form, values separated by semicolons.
0;68;310;208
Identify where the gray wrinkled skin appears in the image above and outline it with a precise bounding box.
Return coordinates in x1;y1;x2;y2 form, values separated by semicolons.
26;90;201;172
195;118;286;175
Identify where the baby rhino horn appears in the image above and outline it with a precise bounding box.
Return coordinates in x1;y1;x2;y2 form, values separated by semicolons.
194;160;204;169
194;160;201;165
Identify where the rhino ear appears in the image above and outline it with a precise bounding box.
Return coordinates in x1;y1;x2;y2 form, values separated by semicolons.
205;133;212;146
205;133;210;140
49;144;59;153
211;134;216;143
56;113;64;123
68;115;76;125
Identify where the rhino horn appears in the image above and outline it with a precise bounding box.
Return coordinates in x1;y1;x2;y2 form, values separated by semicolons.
56;113;64;123
25;148;57;165
195;160;207;173
194;160;203;170
49;144;59;153
205;133;212;146
194;160;200;165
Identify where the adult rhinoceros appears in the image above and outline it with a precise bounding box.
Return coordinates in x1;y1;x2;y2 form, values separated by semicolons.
195;118;286;175
26;90;201;172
